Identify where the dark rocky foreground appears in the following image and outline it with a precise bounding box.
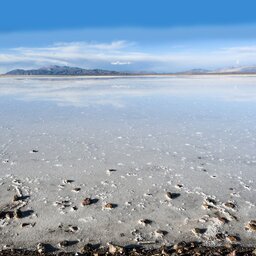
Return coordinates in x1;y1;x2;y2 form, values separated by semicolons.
0;243;256;256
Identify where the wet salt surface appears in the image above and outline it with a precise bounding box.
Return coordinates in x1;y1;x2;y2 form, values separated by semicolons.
0;75;256;249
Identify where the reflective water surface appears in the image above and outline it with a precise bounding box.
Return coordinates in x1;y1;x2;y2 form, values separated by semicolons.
0;75;256;246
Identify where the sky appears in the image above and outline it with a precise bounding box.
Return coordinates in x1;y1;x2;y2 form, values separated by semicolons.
1;0;256;73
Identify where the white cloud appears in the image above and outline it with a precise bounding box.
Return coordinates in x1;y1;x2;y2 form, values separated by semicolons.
111;61;131;65
1;39;256;73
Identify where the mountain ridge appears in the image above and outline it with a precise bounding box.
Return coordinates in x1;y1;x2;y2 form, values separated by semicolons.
4;65;256;76
5;65;130;76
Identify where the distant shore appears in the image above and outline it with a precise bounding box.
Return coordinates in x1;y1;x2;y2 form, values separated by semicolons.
2;73;256;78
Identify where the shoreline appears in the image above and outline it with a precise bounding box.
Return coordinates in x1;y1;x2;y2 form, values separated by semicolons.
2;73;256;78
0;243;255;255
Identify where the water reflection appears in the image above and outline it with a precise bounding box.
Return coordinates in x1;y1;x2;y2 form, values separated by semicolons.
1;76;256;107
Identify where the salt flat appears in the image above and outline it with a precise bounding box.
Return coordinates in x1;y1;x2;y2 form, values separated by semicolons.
0;75;256;250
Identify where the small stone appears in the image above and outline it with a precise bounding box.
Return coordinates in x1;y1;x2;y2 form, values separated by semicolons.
71;206;78;211
245;220;256;232
161;246;171;256
192;228;206;235
108;243;124;254
175;184;183;189
104;203;115;209
58;240;69;247
224;243;233;249
173;241;186;251
202;202;214;210
154;229;167;238
21;223;31;228
63;179;74;184
106;169;117;175
37;243;46;254
228;250;237;256
14;209;22;219
3;244;12;249
224;202;236;209
5;211;14;219
81;198;92;206
226;235;240;243
217;216;229;224
72;187;81;193
216;233;226;240
31;149;39;153
13;195;20;202
165;192;180;200
79;244;93;254
69;225;78;232
138;219;152;226
205;197;217;205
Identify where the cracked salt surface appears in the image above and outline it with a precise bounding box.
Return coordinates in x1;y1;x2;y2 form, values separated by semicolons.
0;75;256;250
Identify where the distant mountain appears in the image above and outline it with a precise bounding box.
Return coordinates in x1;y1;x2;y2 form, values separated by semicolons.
177;68;210;74
181;66;256;74
5;65;256;76
5;65;129;76
212;66;256;74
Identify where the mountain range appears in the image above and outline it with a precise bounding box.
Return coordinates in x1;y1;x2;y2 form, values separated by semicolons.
4;65;256;76
5;65;128;76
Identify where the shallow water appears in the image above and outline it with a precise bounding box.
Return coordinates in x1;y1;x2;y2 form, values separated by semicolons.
0;75;256;247
1;76;256;173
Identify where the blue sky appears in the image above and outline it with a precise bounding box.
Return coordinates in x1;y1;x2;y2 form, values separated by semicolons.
1;0;256;73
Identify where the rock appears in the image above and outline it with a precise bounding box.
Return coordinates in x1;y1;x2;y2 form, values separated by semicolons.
161;246;171;255
21;223;31;228
252;249;256;255
58;240;69;248
5;211;14;219
31;149;39;153
72;187;81;193
63;179;74;184
106;169;117;175
3;244;12;249
175;184;183;189
173;241;187;253
173;243;182;250
227;250;237;256
154;229;167;238
79;243;93;254
217;216;229;224
245;220;256;232
14;209;22;219
165;192;180;200
224;202;236;209
138;219;152;226
71;206;78;211
226;235;240;243
108;243;124;254
81;198;92;206
69;225;78;232
202;202;214;210
215;233;226;240
224;243;233;249
205;197;217;205
192;228;206;236
37;243;46;254
104;203;115;209
13;194;20;202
